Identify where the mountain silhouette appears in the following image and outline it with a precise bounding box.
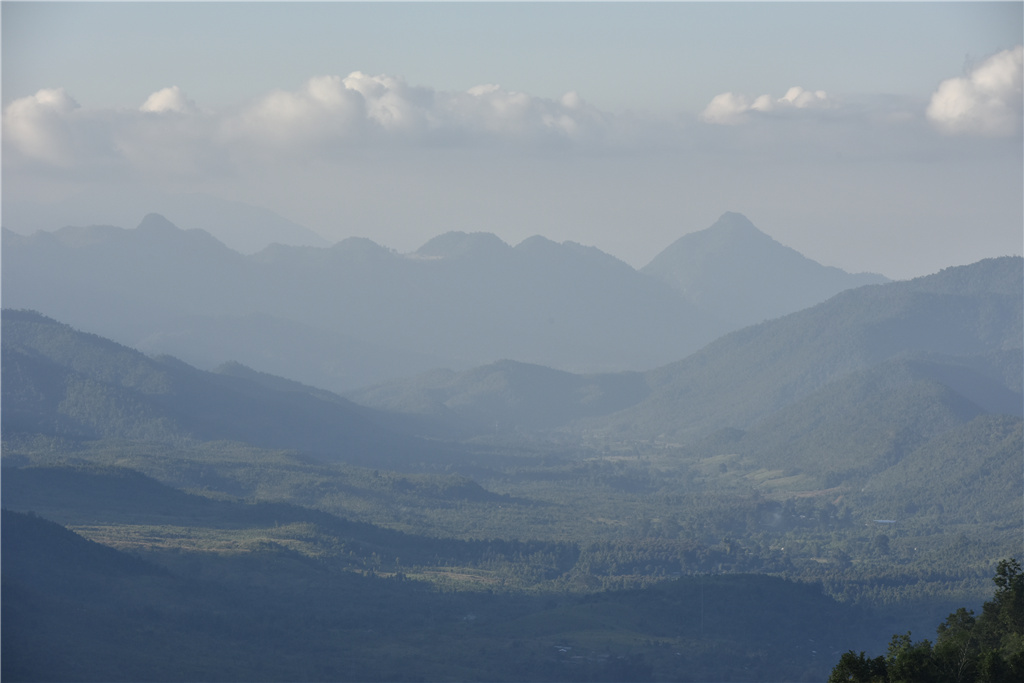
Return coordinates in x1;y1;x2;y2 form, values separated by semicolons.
3;212;890;392
643;212;888;326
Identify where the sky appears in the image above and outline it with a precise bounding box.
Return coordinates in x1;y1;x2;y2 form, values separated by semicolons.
3;1;1022;280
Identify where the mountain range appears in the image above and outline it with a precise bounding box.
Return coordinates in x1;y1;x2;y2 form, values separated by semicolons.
3;254;1020;682
1;211;885;392
2;190;329;254
350;258;1020;435
4;255;1020;500
347;257;1022;508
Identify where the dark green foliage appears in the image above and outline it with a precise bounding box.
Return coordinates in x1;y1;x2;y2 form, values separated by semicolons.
3;508;886;682
861;415;1023;527
828;650;889;683
828;559;1024;683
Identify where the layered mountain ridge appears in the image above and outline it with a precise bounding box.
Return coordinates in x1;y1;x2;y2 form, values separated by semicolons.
350;257;1022;453
2;211;885;392
4;254;1020;505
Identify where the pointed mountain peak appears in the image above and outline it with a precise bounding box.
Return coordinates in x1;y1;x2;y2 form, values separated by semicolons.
710;211;758;232
701;212;774;243
136;213;181;233
643;213;888;327
644;212;778;273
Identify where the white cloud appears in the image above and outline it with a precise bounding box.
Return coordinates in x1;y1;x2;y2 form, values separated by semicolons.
140;86;198;114
700;92;753;125
3;73;628;183
223;75;369;146
3;68;1010;191
216;73;612;150
3;88;82;164
701;86;834;125
927;45;1023;137
780;86;830;109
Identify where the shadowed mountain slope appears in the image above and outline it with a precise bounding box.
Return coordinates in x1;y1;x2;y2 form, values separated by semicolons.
0;309;441;467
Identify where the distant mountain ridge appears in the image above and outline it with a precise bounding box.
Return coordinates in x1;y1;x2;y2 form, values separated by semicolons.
5;248;1021;511
2;190;329;254
592;256;1022;443
352;258;1022;462
5;211;889;391
642;212;888;327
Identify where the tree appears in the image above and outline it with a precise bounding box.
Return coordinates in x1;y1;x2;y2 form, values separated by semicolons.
934;608;978;683
828;559;1024;683
827;650;888;683
886;631;938;683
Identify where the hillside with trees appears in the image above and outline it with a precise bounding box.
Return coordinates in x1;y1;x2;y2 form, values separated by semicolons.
2;256;1020;682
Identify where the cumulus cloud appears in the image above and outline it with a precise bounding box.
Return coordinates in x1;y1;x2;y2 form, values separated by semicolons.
3;88;82;164
3;73;626;182
927;46;1023;137
224;75;369;146
221;73;610;149
701;86;833;124
700;92;753;125
140;86;198;114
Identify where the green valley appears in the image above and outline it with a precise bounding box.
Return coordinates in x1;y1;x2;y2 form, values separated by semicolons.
2;257;1021;681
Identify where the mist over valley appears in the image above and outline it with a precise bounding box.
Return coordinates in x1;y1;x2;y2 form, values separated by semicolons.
3;3;1022;680
2;209;1021;682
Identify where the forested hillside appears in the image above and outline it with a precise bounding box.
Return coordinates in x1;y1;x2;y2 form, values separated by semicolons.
3;506;891;683
584;256;1022;442
350;258;1022;456
0;309;444;467
2;256;1020;682
828;559;1024;682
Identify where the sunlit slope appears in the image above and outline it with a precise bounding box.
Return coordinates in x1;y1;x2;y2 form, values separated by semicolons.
351;257;1021;446
681;354;1022;508
587;256;1022;442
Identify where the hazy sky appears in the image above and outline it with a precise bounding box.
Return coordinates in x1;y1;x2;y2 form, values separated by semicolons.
3;2;1022;280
